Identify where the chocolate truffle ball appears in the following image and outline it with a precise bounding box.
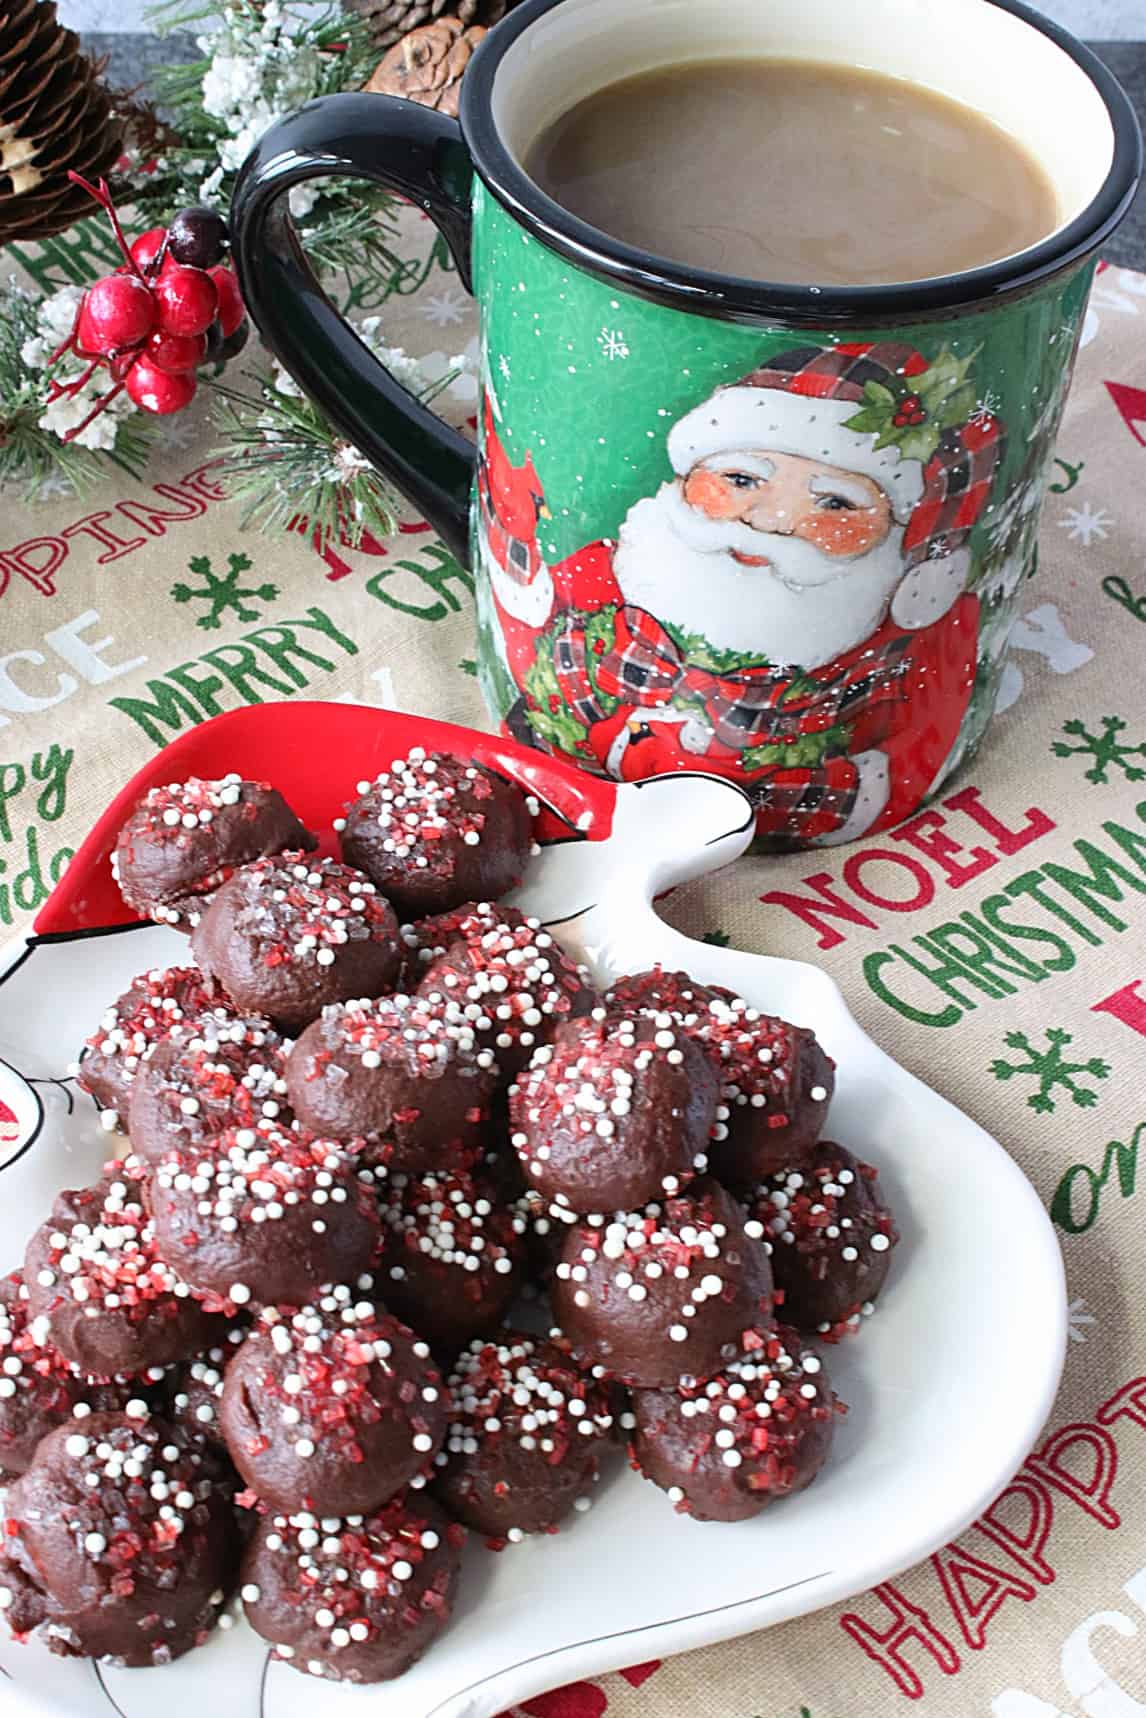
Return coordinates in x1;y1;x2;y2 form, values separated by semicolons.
434;1331;613;1540
0;1410;237;1665
113;773;316;928
508;1012;719;1213
0;1271;138;1478
374;1168;526;1354
128;1007;289;1166
604;970;834;1180
397;897;521;989
337;748;535;919
219;1296;446;1515
512;1188;572;1286
166;1323;248;1453
241;1493;463;1685
23;1177;220;1376
148;1119;380;1312
286;991;498;1172
552;1177;774;1389
191;853;401;1032
77;964;226;1130
746;1144;899;1340
627;1326;840;1520
416;902;596;1081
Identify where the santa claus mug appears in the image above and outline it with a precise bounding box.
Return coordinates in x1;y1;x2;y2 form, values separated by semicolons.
230;0;1141;848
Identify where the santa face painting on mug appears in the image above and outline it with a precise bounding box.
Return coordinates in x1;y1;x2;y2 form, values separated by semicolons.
477;341;1004;847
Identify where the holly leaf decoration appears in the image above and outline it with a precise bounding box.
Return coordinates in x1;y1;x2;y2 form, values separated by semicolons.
916;346;980;415
523;613;591;755
838;379;898;437
742;721;849;773
892;424;942;463
842;345;981;462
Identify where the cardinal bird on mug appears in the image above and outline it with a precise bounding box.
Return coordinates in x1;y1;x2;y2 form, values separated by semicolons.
478;342;1006;848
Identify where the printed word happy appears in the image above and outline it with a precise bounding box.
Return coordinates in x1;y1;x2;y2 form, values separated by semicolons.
0;743;73;925
840;1371;1146;1703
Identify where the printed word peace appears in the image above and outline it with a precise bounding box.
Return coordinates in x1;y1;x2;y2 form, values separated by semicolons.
0;608;145;733
840;1371;1146;1703
0;465;228;604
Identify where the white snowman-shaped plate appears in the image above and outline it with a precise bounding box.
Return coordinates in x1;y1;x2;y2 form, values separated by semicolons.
0;702;1065;1718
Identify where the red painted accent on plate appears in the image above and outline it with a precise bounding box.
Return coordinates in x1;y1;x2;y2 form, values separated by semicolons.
617;1660;661;1687
518;1684;609;1718
34;702;616;937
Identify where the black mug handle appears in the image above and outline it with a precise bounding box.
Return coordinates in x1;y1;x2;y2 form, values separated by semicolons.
230;92;477;567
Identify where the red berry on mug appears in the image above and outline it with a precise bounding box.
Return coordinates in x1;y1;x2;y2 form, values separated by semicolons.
147;328;209;374
130;225;168;276
77;273;157;355
208;265;245;337
125;355;198;414
154;261;219;337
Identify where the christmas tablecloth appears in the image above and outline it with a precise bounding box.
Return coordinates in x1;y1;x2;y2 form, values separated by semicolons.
2;212;1146;1718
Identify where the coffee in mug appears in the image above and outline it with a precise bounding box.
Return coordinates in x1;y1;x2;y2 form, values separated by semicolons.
232;0;1142;850
526;59;1060;284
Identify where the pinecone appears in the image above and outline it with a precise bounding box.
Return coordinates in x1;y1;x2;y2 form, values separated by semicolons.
348;0;518;54
0;0;123;246
365;19;487;119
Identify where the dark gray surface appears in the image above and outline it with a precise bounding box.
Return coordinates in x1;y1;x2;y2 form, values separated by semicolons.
1090;42;1146;266
86;31;1146;271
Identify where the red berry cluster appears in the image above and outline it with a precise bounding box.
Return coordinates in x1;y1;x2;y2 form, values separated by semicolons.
892;391;927;428
48;175;250;439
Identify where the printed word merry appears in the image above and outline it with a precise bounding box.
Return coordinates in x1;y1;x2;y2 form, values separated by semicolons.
0;743;73;925
861;803;1146;1028
839;1372;1146;1700
0;465;228;603
761;787;1055;953
107;609;357;746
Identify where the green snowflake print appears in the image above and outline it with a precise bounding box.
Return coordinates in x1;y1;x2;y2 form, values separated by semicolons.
1051;715;1146;785
171;553;279;632
458;658;479;677
989;1028;1111;1115
701;929;731;947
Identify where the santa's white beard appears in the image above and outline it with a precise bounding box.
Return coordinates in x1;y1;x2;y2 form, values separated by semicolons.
613;483;906;669
483;539;555;629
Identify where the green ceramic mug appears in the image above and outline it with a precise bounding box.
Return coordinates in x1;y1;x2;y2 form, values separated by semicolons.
231;0;1141;849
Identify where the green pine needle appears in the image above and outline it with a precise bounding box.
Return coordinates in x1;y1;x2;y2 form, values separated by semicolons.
0;286;153;496
209;373;402;549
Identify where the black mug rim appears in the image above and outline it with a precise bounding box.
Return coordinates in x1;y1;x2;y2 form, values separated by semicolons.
459;0;1143;324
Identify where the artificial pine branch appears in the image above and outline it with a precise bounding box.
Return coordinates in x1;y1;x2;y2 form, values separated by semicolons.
209;353;459;549
116;0;405;303
0;284;154;495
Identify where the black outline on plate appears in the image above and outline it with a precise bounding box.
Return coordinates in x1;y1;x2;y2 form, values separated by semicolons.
424;1569;832;1716
92;1662;129;1717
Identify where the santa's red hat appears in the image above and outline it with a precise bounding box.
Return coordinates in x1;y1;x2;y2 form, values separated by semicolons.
666;341;1004;582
